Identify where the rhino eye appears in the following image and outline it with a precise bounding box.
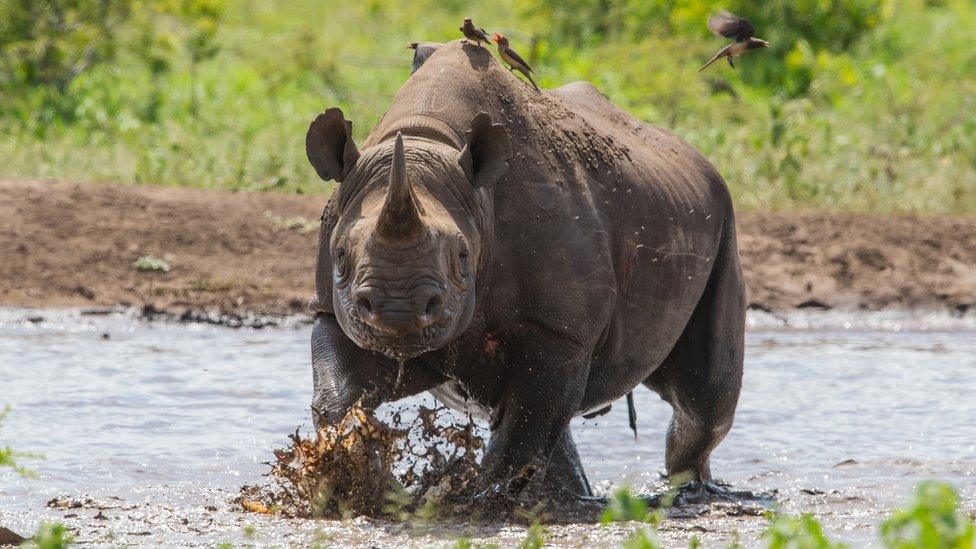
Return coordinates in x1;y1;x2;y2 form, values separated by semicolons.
450;237;470;290
333;246;349;284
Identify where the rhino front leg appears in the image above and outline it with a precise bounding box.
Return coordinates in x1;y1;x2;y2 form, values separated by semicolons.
480;333;591;504
311;314;447;426
545;430;594;499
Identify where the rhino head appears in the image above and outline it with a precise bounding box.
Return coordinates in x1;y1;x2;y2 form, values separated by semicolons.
306;108;511;360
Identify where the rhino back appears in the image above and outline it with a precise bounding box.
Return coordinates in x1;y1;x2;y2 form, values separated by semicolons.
365;41;729;247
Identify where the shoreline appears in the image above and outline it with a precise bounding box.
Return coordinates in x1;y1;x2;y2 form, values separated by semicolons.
3;305;974;332
3;179;974;318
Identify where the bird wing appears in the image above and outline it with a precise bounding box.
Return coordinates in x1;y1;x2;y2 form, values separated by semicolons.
504;46;533;73
707;10;755;41
411;43;442;74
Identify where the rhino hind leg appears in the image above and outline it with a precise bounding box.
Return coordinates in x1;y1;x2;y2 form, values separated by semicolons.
644;223;745;484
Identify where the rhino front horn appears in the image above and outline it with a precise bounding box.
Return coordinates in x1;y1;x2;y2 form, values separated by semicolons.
376;132;425;242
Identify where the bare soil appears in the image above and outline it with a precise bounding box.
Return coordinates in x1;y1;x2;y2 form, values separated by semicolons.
2;179;974;316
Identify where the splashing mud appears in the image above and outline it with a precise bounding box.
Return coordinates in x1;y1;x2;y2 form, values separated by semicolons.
239;403;485;520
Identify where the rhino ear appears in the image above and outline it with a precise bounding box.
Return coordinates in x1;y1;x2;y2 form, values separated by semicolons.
306;107;360;182
457;112;512;189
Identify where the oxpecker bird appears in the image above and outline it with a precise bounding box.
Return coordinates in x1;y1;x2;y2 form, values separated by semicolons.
699;11;769;72
492;33;539;91
460;18;491;47
407;42;442;74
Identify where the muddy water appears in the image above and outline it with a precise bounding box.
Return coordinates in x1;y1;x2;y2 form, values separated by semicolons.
1;309;974;547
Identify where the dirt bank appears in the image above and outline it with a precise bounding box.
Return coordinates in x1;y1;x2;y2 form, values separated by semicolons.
2;179;974;317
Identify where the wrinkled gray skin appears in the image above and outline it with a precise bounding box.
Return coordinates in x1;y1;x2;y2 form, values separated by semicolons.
306;41;744;505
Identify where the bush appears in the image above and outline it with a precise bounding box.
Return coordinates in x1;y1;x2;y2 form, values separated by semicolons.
0;0;973;212
0;406;37;478
879;481;975;549
24;522;74;549
763;512;847;549
135;255;171;272
0;0;136;127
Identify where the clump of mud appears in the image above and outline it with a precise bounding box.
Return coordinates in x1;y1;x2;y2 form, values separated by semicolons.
239;403;485;520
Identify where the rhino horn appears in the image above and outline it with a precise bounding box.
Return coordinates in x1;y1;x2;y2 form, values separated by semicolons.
376;132;425;242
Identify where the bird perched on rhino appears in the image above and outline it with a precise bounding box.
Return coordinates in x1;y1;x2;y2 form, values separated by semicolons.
699;10;769;72
460;17;491;47
492;33;538;91
407;42;442;74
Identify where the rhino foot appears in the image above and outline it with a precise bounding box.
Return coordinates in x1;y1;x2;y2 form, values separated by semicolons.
644;480;776;515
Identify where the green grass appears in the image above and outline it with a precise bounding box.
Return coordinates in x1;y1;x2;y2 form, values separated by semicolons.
21;523;74;549
0;406;38;478
879;481;975;549
134;254;171;273
1;0;975;212
764;513;849;549
591;482;976;549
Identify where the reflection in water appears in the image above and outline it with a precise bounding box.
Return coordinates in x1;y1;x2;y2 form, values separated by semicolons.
0;310;973;546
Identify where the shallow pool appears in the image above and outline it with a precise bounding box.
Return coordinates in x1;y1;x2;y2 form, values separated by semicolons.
1;309;973;547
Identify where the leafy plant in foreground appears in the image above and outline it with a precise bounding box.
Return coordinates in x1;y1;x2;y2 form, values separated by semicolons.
601;486;665;525
21;522;74;549
0;406;37;478
600;487;670;549
134;255;171;273
763;512;847;549
879;481;975;549
518;522;546;549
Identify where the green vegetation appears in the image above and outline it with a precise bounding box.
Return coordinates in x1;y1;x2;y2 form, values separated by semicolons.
1;408;70;549
22;522;74;549
518;523;546;549
1;1;973;212
0;406;37;478
134;254;171;272
600;487;666;548
879;481;975;548
601;486;665;525
763;512;848;549
592;483;975;548
264;211;319;234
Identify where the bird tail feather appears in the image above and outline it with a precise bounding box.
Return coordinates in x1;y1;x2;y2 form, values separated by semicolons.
699;52;723;72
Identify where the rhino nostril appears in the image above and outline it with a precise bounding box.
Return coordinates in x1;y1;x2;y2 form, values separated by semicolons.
425;295;443;317
356;296;373;318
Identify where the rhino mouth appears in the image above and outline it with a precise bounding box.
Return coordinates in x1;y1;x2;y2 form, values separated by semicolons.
371;342;436;361
342;310;446;360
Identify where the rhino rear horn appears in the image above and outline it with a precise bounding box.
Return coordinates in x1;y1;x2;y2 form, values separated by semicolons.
376;132;425;242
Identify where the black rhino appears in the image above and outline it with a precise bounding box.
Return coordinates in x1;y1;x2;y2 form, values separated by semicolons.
305;41;745;505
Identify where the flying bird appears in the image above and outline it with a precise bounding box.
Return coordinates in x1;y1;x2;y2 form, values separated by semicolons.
492;33;539;91
406;42;441;74
460;18;491;47
699;11;769;72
